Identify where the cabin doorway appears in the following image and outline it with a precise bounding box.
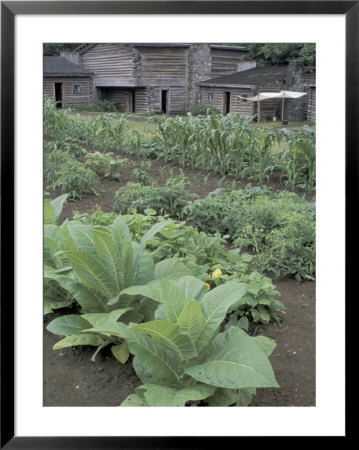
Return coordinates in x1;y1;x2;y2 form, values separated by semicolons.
161;90;168;114
223;91;231;115
55;83;63;108
129;89;136;113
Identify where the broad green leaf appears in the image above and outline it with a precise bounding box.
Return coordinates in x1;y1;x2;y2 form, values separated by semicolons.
177;301;204;344
177;276;206;302
118;281;163;304
135;385;176;406
236;387;257;406
44;200;56;225
133;384;216;406
78;313;111;329
121;394;147;406
108;307;133;323
159;279;189;324
46;315;82;336
72;285;108;313
50;194;68;221
93;229;123;293
66;224;97;255
154;258;191;280
132;251;154;287
129;221;170;282
110;215;132;252
172;384;216;406
185;327;279;389
84;321;130;339
111;342;130;364
196;282;247;351
66;250;116;298
53;333;104;350
132;320;197;360
126;330;183;383
252;335;276;357
206;388;239;406
133;356;153;384
237;316;249;331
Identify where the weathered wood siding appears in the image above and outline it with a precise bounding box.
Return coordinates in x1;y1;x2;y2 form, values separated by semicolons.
43;77;93;106
81;44;136;82
200;86;255;116
253;81;282;119
135;89;148;113
138;47;187;86
210;49;247;77
307;88;316;123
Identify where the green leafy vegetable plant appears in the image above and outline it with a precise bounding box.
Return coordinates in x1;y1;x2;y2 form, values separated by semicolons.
82;276;279;406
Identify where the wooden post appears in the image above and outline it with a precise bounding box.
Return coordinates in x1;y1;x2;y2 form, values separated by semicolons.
281;96;285;124
258;97;261;123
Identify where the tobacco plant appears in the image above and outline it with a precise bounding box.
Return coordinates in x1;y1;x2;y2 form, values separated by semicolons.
81;276;279;406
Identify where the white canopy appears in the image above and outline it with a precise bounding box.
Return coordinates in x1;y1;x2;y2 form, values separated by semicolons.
247;90;307;101
246;90;307;123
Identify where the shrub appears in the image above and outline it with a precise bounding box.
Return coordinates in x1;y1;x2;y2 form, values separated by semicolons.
113;183;196;218
85;151;131;179
50;158;99;200
192;104;220;116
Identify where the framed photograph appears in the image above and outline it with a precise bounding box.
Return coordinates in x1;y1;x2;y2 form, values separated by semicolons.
1;1;352;447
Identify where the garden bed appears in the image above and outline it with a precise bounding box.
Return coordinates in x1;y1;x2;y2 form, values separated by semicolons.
44;278;315;407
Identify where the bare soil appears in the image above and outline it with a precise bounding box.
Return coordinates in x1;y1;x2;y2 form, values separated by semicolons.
44;144;315;407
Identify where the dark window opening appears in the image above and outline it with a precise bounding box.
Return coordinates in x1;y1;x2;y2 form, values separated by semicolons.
161;90;168;114
55;83;63;108
73;84;82;94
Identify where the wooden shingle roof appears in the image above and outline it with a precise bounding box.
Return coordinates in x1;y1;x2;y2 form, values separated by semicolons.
199;65;315;87
43;56;93;76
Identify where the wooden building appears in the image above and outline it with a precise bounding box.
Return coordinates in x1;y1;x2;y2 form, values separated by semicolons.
198;64;316;121
58;43;248;114
43;56;93;107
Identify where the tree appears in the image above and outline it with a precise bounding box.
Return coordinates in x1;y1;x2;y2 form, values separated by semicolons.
43;44;79;56
233;43;316;66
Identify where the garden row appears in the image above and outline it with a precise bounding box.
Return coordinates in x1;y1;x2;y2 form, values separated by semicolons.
44;98;316;192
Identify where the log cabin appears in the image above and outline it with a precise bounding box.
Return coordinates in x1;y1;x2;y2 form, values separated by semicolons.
198;62;316;121
45;43;248;114
43;44;315;122
43;56;93;107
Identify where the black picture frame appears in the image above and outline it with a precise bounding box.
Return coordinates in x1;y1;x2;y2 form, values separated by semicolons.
1;1;352;447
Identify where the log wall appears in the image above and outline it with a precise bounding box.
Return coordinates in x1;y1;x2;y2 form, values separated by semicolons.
43;77;93;106
210;49;247;77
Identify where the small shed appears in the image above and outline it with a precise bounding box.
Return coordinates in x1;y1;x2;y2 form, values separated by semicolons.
198;64;316;121
43;56;93;107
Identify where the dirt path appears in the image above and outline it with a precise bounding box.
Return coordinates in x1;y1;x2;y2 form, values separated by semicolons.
43;278;315;407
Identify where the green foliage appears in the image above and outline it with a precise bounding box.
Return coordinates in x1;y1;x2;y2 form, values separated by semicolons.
238;43;316;66
84;151;131;179
43;43;78;56
82;277;278;406
183;187;315;281
131;168;155;185
46;140;87;158
113;183;196;218
70;99;123;113
278;126;316;192
192;104;220;116
224;271;284;326
49;158;99;200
